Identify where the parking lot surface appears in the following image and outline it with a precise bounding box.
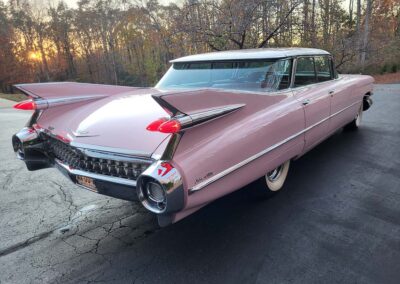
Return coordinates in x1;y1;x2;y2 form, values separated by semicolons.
0;84;399;283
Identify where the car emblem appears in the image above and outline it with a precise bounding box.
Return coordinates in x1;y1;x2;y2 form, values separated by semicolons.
71;129;97;137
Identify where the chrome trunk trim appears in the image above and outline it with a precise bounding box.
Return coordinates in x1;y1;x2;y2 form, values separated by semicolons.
69;142;153;158
34;95;106;110
177;104;246;127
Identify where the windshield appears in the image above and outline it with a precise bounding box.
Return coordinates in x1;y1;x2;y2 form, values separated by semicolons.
156;59;292;92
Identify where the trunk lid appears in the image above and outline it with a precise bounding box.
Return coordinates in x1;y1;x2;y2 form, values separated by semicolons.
36;88;170;157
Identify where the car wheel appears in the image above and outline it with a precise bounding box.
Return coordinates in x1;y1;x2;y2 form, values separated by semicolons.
344;105;362;131
265;160;290;192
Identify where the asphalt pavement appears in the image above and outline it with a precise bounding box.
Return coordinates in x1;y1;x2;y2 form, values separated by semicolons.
0;84;399;284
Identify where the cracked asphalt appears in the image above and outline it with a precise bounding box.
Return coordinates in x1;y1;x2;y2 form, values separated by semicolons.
1;84;400;284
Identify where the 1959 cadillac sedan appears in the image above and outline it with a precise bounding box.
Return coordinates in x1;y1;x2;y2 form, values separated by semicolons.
12;48;373;226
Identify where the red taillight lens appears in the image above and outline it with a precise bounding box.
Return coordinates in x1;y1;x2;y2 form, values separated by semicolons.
146;118;168;131
158;120;181;133
13;100;36;110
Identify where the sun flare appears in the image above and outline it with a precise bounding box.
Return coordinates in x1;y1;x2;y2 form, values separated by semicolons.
29;51;41;61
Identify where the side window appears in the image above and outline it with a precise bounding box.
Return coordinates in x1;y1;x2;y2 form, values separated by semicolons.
294;57;317;87
315;56;332;82
262;59;292;90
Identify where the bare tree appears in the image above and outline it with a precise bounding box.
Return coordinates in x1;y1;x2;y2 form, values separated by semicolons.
360;0;373;68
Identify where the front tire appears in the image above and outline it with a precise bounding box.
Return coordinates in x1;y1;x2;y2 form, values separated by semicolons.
265;160;290;192
344;105;362;131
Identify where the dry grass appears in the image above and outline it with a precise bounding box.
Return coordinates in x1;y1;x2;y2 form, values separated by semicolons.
0;93;27;102
372;72;400;84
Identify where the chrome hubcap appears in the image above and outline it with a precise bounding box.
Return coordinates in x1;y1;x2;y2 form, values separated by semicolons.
267;165;283;182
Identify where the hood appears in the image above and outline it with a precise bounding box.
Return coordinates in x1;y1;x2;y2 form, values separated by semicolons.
36;88;170;157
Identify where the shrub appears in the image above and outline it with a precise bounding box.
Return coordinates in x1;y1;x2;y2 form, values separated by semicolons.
380;64;388;74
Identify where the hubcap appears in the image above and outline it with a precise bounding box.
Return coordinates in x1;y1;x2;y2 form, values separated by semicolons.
267;165;283;182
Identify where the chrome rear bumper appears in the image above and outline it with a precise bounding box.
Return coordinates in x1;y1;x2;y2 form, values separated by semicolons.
12;127;143;201
55;159;139;201
12;127;185;225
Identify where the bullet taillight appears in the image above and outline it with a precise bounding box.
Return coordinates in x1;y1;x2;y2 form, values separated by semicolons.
146;118;168;131
146;118;181;133
158;120;181;133
13;100;36;110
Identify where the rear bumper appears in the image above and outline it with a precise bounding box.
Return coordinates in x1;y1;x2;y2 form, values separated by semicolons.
12;127;141;201
12;127;185;226
55;159;139;201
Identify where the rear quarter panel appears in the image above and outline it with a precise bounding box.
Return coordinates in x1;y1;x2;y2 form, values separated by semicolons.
170;89;305;212
329;74;374;133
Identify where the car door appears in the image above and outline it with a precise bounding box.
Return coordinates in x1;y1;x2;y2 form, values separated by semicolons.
324;57;360;133
292;56;331;153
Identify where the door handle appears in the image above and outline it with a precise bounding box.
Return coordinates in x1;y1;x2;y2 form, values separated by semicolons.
302;99;310;106
328;90;335;95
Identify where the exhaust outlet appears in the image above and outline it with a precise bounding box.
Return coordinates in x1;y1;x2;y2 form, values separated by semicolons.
12;134;24;160
12;127;51;171
137;161;184;215
363;95;373;111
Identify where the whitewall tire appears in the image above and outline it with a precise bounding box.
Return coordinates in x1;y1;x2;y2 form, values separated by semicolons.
345;105;363;130
265;160;290;192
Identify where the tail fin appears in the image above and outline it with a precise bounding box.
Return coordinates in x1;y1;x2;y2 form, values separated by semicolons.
14;82;138;99
152;89;246;130
13;82;141;110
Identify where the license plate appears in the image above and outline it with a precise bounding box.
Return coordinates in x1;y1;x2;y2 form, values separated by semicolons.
76;175;97;192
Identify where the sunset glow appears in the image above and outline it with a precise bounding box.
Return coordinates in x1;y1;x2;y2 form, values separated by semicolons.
29;51;41;61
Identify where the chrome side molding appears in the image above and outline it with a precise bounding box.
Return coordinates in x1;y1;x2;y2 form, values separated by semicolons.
189;100;362;193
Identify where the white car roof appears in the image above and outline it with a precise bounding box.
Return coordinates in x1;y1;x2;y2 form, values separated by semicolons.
171;48;330;63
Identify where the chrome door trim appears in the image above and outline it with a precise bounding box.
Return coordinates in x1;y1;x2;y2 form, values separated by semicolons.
189;100;361;193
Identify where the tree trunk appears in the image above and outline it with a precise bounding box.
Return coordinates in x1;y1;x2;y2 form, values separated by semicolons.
38;36;50;81
349;0;354;27
356;0;361;61
360;0;373;69
303;0;309;44
311;0;316;46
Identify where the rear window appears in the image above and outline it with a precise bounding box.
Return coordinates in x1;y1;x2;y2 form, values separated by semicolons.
156;59;292;92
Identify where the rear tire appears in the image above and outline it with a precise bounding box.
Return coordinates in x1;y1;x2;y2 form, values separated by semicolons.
344;105;362;131
253;160;290;197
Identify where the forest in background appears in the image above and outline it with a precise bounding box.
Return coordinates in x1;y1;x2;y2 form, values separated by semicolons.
0;0;399;92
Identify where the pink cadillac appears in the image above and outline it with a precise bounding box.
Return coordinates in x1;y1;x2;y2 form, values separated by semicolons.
12;48;373;226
